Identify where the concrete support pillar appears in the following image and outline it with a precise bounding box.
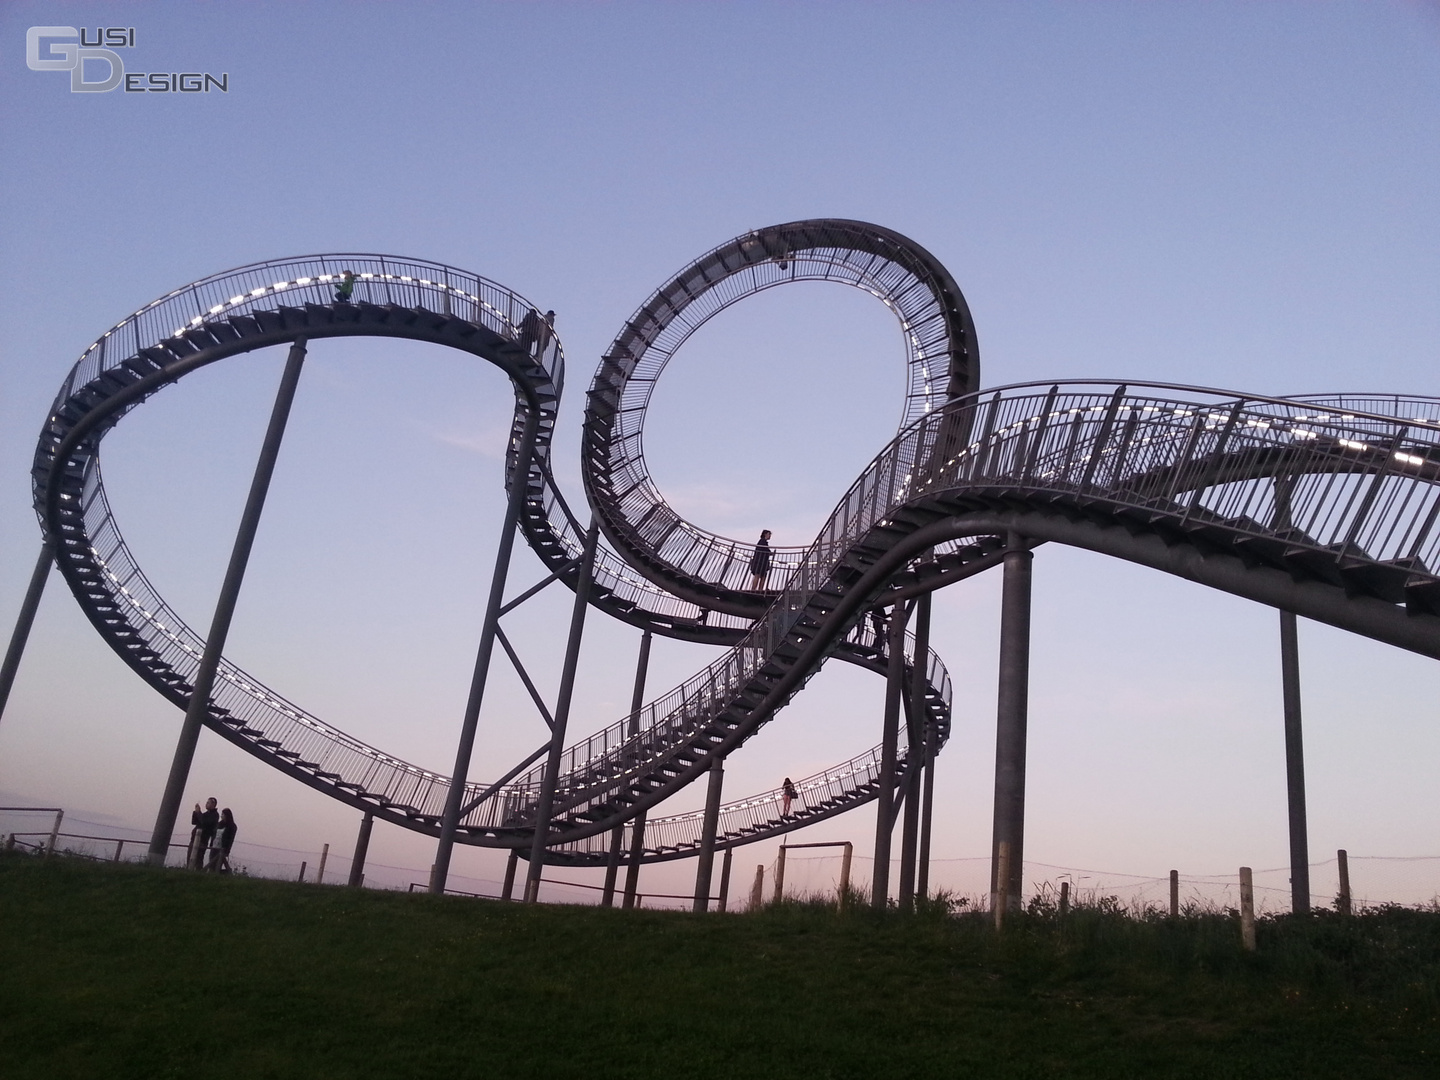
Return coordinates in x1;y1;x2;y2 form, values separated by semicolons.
989;535;1032;912
1280;609;1311;914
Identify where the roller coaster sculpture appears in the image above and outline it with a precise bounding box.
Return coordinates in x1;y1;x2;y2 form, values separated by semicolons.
13;220;1440;907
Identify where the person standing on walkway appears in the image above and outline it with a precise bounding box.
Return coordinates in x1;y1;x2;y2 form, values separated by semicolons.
190;798;219;869
518;308;541;353
333;270;356;303
781;777;798;817
208;808;237;872
869;607;889;658
748;530;773;591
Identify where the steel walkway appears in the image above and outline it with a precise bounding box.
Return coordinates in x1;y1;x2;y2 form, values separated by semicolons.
30;227;1440;867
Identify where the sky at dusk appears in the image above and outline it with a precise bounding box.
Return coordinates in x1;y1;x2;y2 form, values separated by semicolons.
2;1;1438;907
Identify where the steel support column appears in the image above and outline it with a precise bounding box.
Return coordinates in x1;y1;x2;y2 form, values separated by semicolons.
601;824;623;907
431;410;542;892
1280;609;1311;914
717;847;733;912
899;591;931;910
621;813;646;909
501;850;518;900
347;812;373;888
620;629;653;910
147;339;308;865
524;519;601;902
917;733;936;902
990;534;1032;911
0;540;53;727
872;603;909;910
692;754;725;913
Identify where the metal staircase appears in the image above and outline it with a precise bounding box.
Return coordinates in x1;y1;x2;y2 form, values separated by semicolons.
30;235;1440;869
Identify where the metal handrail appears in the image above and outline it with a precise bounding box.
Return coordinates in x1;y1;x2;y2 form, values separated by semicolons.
36;252;955;838
55;379;1440;835
36;247;1440;851
581;219;977;611
508;380;1440;825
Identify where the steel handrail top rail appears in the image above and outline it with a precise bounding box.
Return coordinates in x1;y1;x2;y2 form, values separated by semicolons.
582;219;979;620
32;248;956;853
37;241;1439;860
948;378;1440;432
515;378;1440;843
34;255;574;836
46;252;563;417
545;741;903;866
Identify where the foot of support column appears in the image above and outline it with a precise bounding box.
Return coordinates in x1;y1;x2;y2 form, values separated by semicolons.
990;537;1032;912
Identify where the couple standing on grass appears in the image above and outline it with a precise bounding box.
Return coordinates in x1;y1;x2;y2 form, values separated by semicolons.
189;798;238;873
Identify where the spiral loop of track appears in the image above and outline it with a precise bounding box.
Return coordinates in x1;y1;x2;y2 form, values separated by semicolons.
31;223;1440;865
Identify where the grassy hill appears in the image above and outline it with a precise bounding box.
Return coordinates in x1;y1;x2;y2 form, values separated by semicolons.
2;854;1437;1078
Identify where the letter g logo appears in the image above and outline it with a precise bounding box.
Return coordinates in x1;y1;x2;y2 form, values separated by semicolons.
27;26;125;92
26;26;78;71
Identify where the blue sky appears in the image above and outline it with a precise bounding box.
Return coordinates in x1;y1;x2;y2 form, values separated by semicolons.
2;1;1438;905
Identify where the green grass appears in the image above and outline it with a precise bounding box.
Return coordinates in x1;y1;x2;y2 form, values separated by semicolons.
2;854;1439;1078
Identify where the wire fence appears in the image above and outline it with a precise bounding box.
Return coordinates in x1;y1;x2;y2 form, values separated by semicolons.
762;851;1440;915
6;807;1437;915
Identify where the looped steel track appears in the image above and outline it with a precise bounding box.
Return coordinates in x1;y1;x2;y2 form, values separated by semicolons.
31;226;1440;869
32;226;965;860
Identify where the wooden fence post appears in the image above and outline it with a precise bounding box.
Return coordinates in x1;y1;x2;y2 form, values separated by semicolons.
774;847;787;903
1170;870;1179;918
298;860;307;883
1059;879;1069;917
1337;849;1352;916
46;809;63;857
1239;867;1256;951
839;842;853;910
316;843;330;885
749;865;765;911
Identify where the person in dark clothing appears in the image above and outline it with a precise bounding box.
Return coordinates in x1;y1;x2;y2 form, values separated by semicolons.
208;808;237;873
190;798;218;870
869;607;889;658
517;308;541;353
781;777;798;817
748;530;773;591
333;270;356;303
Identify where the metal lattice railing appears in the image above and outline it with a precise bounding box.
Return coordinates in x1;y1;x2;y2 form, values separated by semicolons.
584;219;976;607
37;249;1440;847
500;380;1440;825
48;254;563;420
74;377;1439;833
